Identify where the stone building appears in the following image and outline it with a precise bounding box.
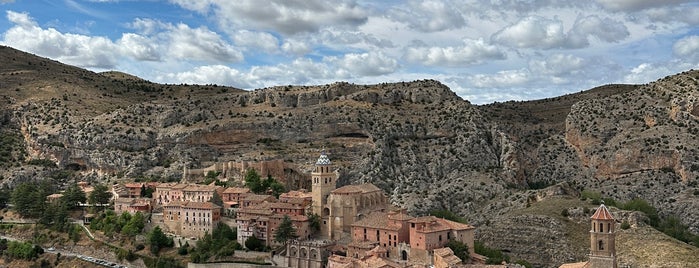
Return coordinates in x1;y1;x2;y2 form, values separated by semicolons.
559;204;617;268
162;201;221;238
114;197;152;215
236;202;311;247
287;239;336;268
311;151;389;240
350;209;414;258
407;216;475;264
154;183;222;206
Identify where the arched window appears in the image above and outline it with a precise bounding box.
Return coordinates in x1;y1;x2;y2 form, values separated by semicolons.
599;223;603;233
598;240;604;250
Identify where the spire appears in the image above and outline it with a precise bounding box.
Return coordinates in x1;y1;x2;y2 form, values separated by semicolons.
591;204;614;220
316;150;331;165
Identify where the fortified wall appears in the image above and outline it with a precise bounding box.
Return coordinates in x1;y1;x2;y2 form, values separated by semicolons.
184;159;310;189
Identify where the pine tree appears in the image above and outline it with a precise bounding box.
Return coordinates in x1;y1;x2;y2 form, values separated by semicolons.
274;215;298;243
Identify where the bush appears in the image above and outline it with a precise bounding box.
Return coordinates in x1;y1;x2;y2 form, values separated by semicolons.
136;244;145;251
561;209;569;217
620;221;631;230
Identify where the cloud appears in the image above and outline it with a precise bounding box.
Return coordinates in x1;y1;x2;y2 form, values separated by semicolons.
673;35;699;58
232;30;279;53
491;16;566;49
567;15;629;48
405;38;506;66
170;0;369;35
167;23;243;62
3;11;119;68
281;39;311;55
596;0;695;12
328;52;398;76
492;15;629;49
1;0;15;4
645;6;699;25
529;54;585;76
388;0;467;32
468;69;531;88
117;33;160;61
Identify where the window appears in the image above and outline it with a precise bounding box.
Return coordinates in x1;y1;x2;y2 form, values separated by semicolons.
439;235;442;242
598;240;604;250
600;223;604;233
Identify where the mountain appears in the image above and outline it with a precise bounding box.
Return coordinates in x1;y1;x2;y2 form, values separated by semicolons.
1;45;698;267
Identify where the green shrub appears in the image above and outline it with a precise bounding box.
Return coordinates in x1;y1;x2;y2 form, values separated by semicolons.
620;221;631;230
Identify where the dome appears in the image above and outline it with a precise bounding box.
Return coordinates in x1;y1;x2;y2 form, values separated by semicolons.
316;152;332;165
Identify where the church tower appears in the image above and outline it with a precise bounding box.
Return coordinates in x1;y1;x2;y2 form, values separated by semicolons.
311;151;336;217
588;203;617;268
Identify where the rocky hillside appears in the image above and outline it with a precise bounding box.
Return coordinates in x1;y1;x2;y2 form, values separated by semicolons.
1;46;698;267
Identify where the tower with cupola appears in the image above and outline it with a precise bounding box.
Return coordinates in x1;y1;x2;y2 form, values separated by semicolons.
589;203;617;268
311;150;336;218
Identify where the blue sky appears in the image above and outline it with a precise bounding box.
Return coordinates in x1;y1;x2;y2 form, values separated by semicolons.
1;0;699;104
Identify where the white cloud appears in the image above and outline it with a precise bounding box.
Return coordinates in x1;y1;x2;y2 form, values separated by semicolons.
529;54;585;76
405;38;506;66
2;11;118;68
1;0;15;4
281;39;311;55
117;33;160;61
491;16;566;49
388;0;467;32
673;35;699;58
328;52;398;76
232;30;279;53
596;0;695;12
491;15;629;49
468;69;531;88
167;23;243;63
171;0;369;35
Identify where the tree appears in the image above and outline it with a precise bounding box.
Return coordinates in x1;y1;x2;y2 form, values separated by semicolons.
308;212;321;232
274;215;298;243
11;182;48;218
209;191;223;207
61;183;87;209
88;184;112;211
445;239;469;262
122;212;145;237
147;226;172;255
244;169;262;193
245;235;265;251
0;185;10;209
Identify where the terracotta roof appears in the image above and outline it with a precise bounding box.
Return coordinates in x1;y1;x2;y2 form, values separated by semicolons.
559;261;589;268
243;194;276;202
280;190;312;198
332;183;382;194
352;212;402;231
222;187;250;194
434;247;462;265
183;184;220;192
182;201;220;210
124;183;143;188
348;240;379;249
271;202;303;210
409;216;475;232
362;255;402;268
591;204;614;220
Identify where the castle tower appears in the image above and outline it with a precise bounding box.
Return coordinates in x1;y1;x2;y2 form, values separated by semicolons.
311;151;336;217
588;203;617;268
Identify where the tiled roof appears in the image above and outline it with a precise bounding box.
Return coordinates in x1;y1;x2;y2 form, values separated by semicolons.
559;261;590;268
352;212;401;231
409;216;475;232
591;204;614;220
124;183;143;188
222;187;250;194
164;201;220;210
243;194;276;202
271;202;303;210
183;184;220;192
280;190;312;198
316;152;332;165
332;183;382;194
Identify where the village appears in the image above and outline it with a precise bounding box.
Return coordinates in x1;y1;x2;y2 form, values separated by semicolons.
98;151;617;268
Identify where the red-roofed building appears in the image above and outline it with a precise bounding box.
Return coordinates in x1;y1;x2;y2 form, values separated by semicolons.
408;216;475;264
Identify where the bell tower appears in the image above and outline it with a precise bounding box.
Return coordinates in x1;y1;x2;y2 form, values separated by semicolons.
311;150;336;217
589;203;617;268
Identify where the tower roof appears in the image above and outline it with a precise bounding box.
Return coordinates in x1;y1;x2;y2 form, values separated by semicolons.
591;204;614;220
316;151;332;165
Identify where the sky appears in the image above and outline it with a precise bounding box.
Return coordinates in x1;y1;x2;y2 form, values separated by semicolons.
1;1;699;104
